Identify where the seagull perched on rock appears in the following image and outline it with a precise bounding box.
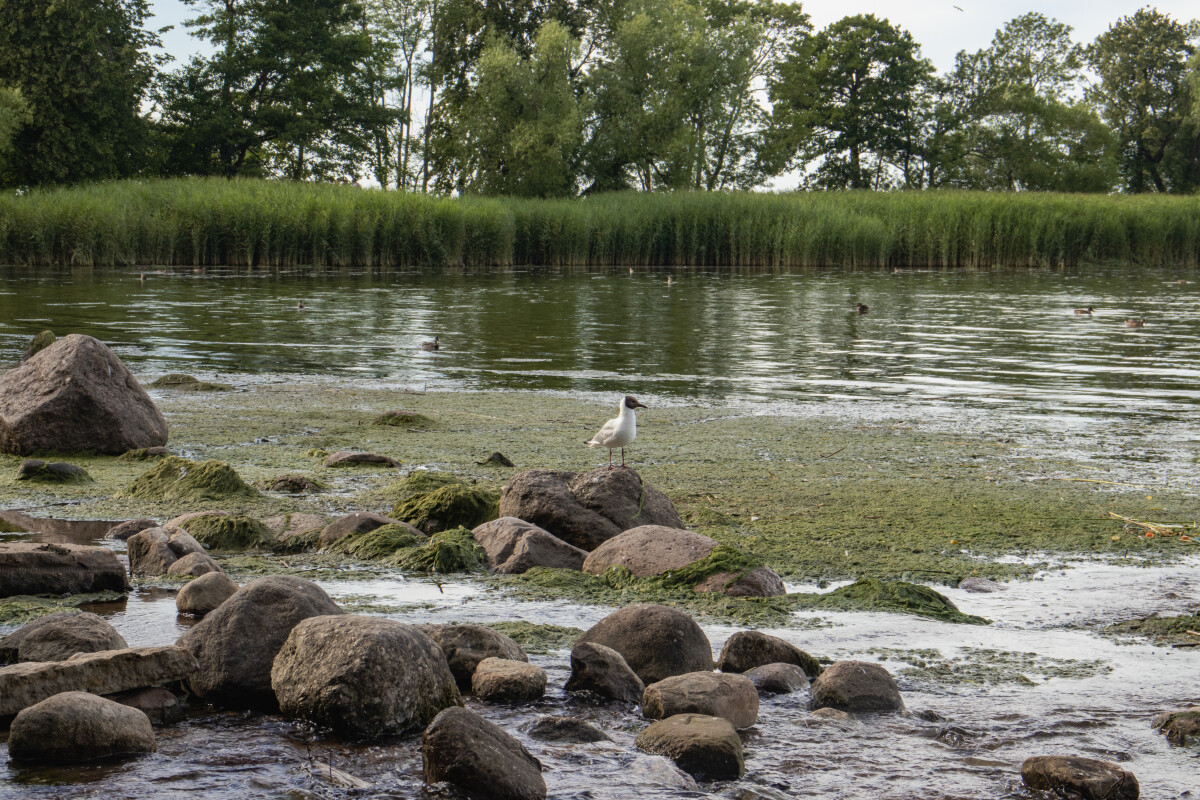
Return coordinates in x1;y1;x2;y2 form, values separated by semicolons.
586;395;648;469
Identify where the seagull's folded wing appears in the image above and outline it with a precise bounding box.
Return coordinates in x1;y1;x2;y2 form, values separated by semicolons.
587;418;618;446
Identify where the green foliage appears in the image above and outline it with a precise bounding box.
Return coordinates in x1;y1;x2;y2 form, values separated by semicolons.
184;514;272;551
118;456;258;502
333;523;424;559
377;470;465;502
387;526;487;572
0;84;31;160
484;621;583;654
391;482;500;533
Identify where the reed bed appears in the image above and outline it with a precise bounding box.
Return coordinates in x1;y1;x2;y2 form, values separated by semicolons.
1;178;1198;268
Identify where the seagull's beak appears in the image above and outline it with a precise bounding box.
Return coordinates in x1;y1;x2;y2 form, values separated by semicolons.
635;401;649;409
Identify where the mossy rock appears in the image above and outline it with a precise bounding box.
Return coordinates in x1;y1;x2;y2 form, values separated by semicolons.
303;448;330;460
149;373;233;392
378;471;466;504
182;514;272;551
15;460;92;484
272;528;322;555
799;578;990;625
484;622;583;655
388;527;487;573
391;481;500;535
1107;613;1200;645
373;410;432;428
648;545;760;590
332;524;425;560
21;330;56;361
118;447;168;462
0;592;126;626
118;456;258;502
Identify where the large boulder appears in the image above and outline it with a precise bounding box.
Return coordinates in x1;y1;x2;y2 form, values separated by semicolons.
472;517;587;574
0;542;129;597
177;575;343;708
810;660;904;713
272;615;461;737
1021;756;1139;800
564;641;645;703
472;658;547;703
582;526;717;577
575;604;712;685
166;551;222;577
318;511;407;549
634;714;744;780
641;672;759;729
422;706;546;800
8;691;156;763
0;646;198;717
499;468;683;551
175;571;238;617
423;624;528;689
0;334;168;455
126;527;180;577
0;611;127;664
717;631;822;679
692;566;786;598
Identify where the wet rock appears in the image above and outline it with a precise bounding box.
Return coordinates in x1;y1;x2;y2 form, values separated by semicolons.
272;615;461;737
424;624;528;689
324;450;401;468
118;457;256;502
478;451;516;467
166;551;222;577
959;577;1006;593
564;641;645;703
423;706;546;800
105;518;157;541
1021;756;1139;800
1153;706;1200;745
635;713;744;780
148;374;232;392
472;657;547;703
582;525;717;577
807;707;855;724
177;514;271;552
744;663;810;695
392;481;500;535
575;604;713;685
175;571;238;617
263;512;328;544
8;691;156;763
628;755;700;791
641;672;759;729
693;566;786;598
0;611;127;664
0;645;198;717
178;575;342;708
717;631;822;679
810;660;904;713
472;517;587;574
262;475;324;493
0;542;129;597
318;511;405;549
499;467;683;551
0;334;168;456
525;716;611;743
108;687;184;725
16;459;91;483
126;527;179;577
20;330;56;362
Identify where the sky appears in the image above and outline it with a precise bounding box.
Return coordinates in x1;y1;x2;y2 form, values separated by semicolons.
147;0;1200;73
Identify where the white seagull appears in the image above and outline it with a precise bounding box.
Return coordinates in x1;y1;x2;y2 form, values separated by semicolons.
586;395;648;469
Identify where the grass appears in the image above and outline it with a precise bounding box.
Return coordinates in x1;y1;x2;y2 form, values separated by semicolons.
2;178;1199;267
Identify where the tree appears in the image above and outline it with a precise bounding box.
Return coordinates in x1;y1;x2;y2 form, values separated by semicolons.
0;86;31;164
0;0;160;186
1087;8;1200;193
768;14;932;189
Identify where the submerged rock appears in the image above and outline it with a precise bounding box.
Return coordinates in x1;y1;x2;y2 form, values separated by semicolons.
1153;706;1200;746
0;611;127;664
15;459;91;483
8;691;156;764
472;517;587;574
1021;756;1139;800
392;480;500;535
744;663;810;695
472;658;548;703
634;713;744;780
148;373;233;391
272;615;461;737
565;641;645;703
499;467;683;551
575;604;712;685
0;334;168;456
810;660;904;713
118;456;257;503
422;706;546;800
525;716;611;743
424;624;528;689
717;631;822;679
959;577;1007;593
641;672;759;729
0;542;129;598
108;687;183;725
324;450;401;468
175;571;238;617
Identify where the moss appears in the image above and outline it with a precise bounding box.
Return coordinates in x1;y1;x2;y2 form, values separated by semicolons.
117;456;257;502
183;514;272;551
1106;613;1200;646
391;482;500;534
796;578;990;625
377;471;466;503
256;474;328;493
688;508;740;528
303;448;330;459
333;524;424;560
388;526;487;573
272;527;322;555
649;545;760;590
118;447;166;462
0;592;126;626
15;461;92;484
484;621;583;654
149;373;234;392
22;330;56;360
373;411;432;428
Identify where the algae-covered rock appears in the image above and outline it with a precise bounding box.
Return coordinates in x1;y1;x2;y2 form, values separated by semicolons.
324;450;400;468
0;592;126;626
373;410;432;428
1153;707;1200;745
149;374;233;392
178;514;271;552
21;330;56;362
118;456;257;503
392;482;500;535
118;446;168;462
389;527;487;573
15;459;92;484
805;578;990;625
485;622;583;655
259;474;326;493
333;523;425;560
382;470;466;503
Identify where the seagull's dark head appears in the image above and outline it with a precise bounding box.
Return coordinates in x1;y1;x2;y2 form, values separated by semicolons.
624;395;648;410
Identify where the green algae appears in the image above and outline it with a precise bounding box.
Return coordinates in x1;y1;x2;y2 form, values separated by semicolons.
273;527;322;554
376;471;467;504
1155;710;1200;746
149;373;234;392
15;461;92;484
795;578;991;625
483;621;583;654
1106;613;1200;646
0;592;126;627
332;524;424;560
373;411;432;428
219;553;396;582
117;456;258;503
390;481;500;534
183;514;272;551
388;526;487;573
866;646;1111;686
649;545;760;590
118;447;166;462
21;330;55;361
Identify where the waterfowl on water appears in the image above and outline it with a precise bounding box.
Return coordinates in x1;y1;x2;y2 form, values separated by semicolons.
297;301;305;309
1125;319;1145;328
421;336;440;351
586;395;648;469
857;303;869;314
1074;307;1093;315
666;276;673;286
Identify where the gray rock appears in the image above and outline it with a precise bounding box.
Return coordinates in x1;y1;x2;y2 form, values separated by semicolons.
318;511;409;549
717;630;822;679
525;716;611;743
126;527;178;577
324;450;400;468
177;575;342;708
635;713;744;780
0;334;168;456
105;518;158;541
564;641;645;703
692;566;786;597
175;571;238;617
582;525;716;577
0;611;127;664
472;657;547;703
263;512;328;543
424;624;528;689
0;542;129;597
1021;756;1139;800
272;615;461;737
641;671;759;729
628;755;700;791
959;577;1007;593
108;687;184;725
1152;706;1200;745
8;691;156;763
745;663;810;695
166;551;222;577
575;604;712;685
423;706;546;800
471;517;587;574
810;660;904;713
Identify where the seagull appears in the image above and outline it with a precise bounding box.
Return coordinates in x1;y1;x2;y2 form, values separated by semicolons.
421;336;440;351
586;395;648;469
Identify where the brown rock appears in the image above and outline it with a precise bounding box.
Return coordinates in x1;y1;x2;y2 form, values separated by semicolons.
263;512;328;543
810;660;904;713
175;571;238;617
0;334;168;456
717;631;822;679
0;611;127;664
126;527;178;577
424;624;528;689
564;641;645;703
1021;756;1139;800
525;716;611;743
8;691;157;763
575;604;712;685
1152;706;1200;745
471;517;587;574
264;475;323;493
0;542;129;597
693;566;786;597
104;518;157;541
634;713;744;780
422;706;546;800
641;672;759;729
166;551;222;577
324;450;400;468
744;663;810;695
582;525;716;577
108;687;184;725
472;657;547;703
318;511;408;548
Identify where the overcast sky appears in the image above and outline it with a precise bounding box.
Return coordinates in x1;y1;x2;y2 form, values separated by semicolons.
148;0;1200;72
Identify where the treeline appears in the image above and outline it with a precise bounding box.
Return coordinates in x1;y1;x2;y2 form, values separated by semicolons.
0;0;1199;196
3;179;1198;267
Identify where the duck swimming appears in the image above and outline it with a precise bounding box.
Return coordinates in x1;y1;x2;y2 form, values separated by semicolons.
857;303;869;314
1074;307;1093;315
1125;319;1145;328
421;336;440;351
